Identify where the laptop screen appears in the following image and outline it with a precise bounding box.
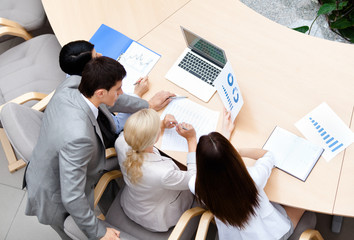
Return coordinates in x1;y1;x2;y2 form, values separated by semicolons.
181;27;227;68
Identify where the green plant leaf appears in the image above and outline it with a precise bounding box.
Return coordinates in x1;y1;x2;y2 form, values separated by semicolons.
338;27;354;42
318;3;337;15
338;1;348;10
292;26;309;33
331;18;354;29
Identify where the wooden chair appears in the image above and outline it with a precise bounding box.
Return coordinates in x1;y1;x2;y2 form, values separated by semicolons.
64;168;206;240
195;210;324;240
0;93;122;173
0;32;65;173
0;92;54;172
0;0;46;41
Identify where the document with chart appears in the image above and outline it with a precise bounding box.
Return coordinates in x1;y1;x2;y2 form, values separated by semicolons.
160;98;219;152
295;102;354;162
213;62;243;121
263;126;324;182
90;24;160;93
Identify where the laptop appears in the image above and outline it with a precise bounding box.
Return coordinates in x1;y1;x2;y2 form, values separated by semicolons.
165;26;227;102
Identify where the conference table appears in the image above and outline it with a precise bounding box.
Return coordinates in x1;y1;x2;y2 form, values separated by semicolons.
42;0;354;216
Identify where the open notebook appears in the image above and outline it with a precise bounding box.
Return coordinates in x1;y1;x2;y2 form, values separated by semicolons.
263;126;324;181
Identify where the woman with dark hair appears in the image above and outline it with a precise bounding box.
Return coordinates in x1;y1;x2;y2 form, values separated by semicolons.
177;110;305;239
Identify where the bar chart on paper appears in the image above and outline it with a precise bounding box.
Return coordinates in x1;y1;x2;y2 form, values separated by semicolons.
308;117;344;153
295;103;354;161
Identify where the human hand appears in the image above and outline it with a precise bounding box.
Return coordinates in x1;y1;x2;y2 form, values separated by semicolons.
222;108;235;140
176;123;197;152
162;114;178;129
176;123;196;141
148;91;175;111
100;228;120;240
134;76;149;98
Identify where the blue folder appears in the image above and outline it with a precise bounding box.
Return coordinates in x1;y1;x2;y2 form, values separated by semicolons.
89;24;133;60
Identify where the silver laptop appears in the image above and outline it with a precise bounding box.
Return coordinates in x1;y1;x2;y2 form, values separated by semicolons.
165;26;227;102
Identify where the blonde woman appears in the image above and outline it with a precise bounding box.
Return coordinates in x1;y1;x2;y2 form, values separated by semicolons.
114;109;197;232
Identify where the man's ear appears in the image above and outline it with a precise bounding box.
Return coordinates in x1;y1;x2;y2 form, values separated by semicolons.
93;89;106;98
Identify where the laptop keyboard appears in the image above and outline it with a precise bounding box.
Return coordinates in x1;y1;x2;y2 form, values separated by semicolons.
178;52;221;86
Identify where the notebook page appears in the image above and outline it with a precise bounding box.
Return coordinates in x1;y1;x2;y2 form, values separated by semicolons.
263;126;323;181
160;98;219;152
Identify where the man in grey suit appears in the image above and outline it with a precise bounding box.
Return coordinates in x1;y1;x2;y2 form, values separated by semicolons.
59;40;175;148
25;57;129;240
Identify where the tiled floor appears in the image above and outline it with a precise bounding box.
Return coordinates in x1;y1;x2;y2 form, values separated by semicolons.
0;146;60;240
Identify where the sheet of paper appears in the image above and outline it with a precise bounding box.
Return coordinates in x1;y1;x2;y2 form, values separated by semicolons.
295;102;354;162
160;98;220;152
118;41;160;93
263;126;323;181
214;61;243;121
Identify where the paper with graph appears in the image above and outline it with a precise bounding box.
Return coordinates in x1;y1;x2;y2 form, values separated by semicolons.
118;41;160;93
89;24;160;94
160;98;219;152
295;102;354;161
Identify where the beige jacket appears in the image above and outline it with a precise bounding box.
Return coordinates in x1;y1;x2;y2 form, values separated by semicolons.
115;133;195;231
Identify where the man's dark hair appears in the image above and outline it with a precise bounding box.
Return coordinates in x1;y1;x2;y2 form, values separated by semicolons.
79;56;126;98
59;40;94;76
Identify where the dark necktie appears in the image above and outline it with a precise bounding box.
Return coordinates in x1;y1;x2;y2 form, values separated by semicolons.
96;108;118;148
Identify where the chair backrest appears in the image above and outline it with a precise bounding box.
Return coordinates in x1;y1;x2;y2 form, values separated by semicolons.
0;34;65;107
0;0;45;32
1;102;43;162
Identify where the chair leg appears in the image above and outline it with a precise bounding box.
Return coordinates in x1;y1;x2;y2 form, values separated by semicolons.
331;215;343;233
0;128;27;172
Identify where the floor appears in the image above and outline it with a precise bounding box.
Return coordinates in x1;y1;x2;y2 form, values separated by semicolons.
1;1;353;239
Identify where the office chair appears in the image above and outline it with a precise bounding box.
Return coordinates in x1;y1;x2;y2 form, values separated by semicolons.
0;33;65;172
195;210;323;240
0;100;119;173
0;0;46;41
64;169;206;240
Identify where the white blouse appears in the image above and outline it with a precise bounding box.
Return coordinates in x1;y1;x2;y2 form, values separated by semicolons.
189;152;292;240
115;133;196;232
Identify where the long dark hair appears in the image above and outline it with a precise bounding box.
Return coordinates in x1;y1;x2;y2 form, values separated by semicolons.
195;132;259;229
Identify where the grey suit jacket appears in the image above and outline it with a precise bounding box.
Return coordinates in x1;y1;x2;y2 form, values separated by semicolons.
25;76;145;239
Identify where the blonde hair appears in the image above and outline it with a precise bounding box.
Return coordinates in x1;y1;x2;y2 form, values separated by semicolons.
123;109;160;184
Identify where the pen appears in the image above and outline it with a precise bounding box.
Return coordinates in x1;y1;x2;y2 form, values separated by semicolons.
169;96;188;99
133;80;141;85
169;121;188;130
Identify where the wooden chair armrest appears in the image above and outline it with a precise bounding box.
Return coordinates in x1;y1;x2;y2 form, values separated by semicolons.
94;170;122;208
0;26;32;40
0;92;47;113
31;91;55;112
299;229;324;240
105;147;117;158
168;207;206;240
0;17;25;29
195;210;215;240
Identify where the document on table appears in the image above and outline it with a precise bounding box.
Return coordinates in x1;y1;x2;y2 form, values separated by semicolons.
89;24;160;94
160;98;220;152
295;102;354;162
263;126;324;182
118;41;160;93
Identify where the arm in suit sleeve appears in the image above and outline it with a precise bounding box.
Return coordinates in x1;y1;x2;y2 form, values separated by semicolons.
109;93;149;113
160;152;196;191
59;137;106;239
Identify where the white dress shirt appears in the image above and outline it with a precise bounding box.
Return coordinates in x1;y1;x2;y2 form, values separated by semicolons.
189;152;292;240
